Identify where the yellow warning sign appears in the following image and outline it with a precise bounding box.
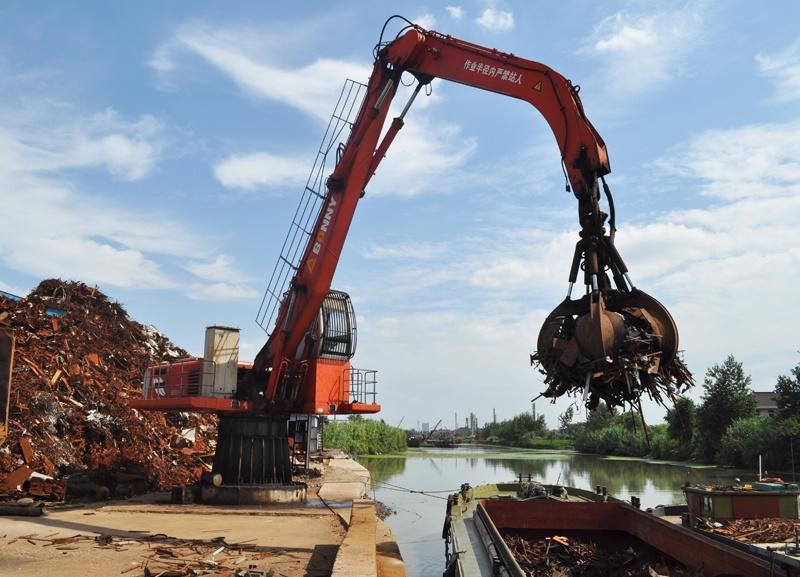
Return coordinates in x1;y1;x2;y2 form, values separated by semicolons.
533;80;542;92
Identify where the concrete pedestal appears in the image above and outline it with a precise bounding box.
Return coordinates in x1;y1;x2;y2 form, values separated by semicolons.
200;483;307;505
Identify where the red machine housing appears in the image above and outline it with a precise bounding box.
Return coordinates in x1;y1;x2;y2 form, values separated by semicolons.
131;356;379;415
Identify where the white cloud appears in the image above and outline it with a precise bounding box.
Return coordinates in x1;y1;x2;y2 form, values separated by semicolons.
149;41;178;74
368;120;477;197
615;120;800;391
0;108;161;181
652;120;800;200
446;6;465;21
188;282;259;301
0;172;182;288
350;116;800;424
185;254;252;283
593;23;654;54
0;100;253;301
584;7;704;100
414;14;436;30
154;22;476;198
184;256;258;302
362;241;448;261
0;102;196;289
213;151;309;191
475;6;514;31
357;306;554;427
152;23;369;121
756;40;800;102
469;241;569;292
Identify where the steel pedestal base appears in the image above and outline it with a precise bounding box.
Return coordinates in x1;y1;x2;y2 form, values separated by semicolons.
212;413;292;485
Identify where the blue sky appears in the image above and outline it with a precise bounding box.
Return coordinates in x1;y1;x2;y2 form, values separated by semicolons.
2;1;799;428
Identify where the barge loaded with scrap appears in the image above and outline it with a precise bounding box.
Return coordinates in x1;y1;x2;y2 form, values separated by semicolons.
442;482;776;577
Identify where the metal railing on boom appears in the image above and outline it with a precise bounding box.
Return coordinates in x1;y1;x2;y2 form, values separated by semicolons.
255;79;368;335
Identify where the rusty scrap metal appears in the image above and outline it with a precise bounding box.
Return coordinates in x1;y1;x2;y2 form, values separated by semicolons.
503;532;692;577
0;280;218;495
699;517;800;544
22;477;66;501
0;464;32;493
19;436;34;464
533;289;693;411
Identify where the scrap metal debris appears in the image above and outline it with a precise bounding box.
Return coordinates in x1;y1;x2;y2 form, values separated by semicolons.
503;532;694;577
533;293;693;411
5;530;277;576
0;280;217;497
698;517;800;544
138;535;273;577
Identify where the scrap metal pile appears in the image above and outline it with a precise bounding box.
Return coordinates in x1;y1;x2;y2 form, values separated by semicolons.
0;279;216;497
699;517;800;544
503;532;692;577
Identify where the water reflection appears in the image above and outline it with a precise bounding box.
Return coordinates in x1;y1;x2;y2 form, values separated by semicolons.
365;455;406;486
359;447;743;577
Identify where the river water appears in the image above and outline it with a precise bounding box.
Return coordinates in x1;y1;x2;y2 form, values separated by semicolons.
359;446;743;577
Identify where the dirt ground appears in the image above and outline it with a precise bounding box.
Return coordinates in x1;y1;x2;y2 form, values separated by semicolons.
0;492;346;577
0;453;386;577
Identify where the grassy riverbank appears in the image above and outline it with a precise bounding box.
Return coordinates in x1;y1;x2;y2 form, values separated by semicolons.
363;446;577;459
477;438;574;450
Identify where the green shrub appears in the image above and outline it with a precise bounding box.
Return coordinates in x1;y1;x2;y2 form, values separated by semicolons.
718;416;800;471
480;412;548;447
521;437;574;450
323;417;407;455
575;424;648;457
647;424;684;460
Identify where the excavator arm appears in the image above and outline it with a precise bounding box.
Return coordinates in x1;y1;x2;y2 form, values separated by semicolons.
253;19;691;412
379;29;609;200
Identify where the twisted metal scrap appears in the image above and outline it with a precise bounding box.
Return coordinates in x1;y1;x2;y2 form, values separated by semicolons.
504;532;691;577
533;305;693;411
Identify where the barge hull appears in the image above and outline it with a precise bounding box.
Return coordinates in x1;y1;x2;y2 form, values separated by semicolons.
445;488;773;577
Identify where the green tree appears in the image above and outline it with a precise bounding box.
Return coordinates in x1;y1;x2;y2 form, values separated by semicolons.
696;355;756;461
559;406;575;435
717;416;772;469
559;406;575;429
666;397;696;445
718;416;800;471
775;360;800;419
585;401;615;431
480;412;549;447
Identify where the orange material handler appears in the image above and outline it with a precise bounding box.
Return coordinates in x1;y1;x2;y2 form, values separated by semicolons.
133;16;685;486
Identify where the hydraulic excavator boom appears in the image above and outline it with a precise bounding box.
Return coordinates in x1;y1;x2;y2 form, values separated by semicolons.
134;17;691;488
252;17;691;413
